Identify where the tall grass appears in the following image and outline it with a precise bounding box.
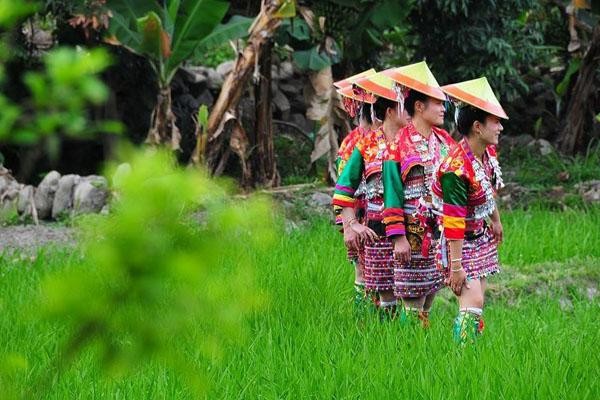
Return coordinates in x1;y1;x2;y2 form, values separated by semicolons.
500;143;600;189
0;208;598;398
501;206;600;264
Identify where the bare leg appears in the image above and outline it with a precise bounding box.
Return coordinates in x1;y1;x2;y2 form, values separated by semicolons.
458;279;484;309
454;279;485;344
354;260;365;284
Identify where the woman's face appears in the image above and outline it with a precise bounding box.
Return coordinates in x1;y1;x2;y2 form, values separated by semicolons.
386;103;409;129
418;98;445;126
477;115;504;145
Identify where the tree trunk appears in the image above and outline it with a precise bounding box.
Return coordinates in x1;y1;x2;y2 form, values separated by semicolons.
202;0;283;174
251;39;280;188
557;25;600;154
146;84;181;151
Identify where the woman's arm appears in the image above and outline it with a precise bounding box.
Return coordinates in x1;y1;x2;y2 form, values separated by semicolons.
333;147;377;247
382;159;411;264
440;172;469;295
489;206;503;243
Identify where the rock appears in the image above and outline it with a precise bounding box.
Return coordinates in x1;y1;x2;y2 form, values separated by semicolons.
497;182;531;208
309;192;332;207
279;81;304;96
575;180;600;203
289;113;313;134
216;60;235;78
587;286;598;301
34;171;61;219
501;134;534;148
558;297;573;311
17;185;35;214
51;174;80;219
272;61;294;81
527;139;554;156
181;66;209;84
582;190;600;203
0;167;20;200
195;89;214;107
272;88;291;116
0;175;13;194
548;185;565;202
73;176;109;214
177;93;200;110
206;68;224;90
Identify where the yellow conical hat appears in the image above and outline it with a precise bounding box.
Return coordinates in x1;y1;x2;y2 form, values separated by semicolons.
442;77;508;119
337;85;377;104
333;68;376;89
381;61;446;101
354;71;397;101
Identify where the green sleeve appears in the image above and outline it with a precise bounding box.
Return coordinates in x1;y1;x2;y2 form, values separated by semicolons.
332;147;364;208
382;159;406;237
383;160;404;209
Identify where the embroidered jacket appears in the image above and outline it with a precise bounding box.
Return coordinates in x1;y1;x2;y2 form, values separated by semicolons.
432;138;504;240
381;123;455;237
332;127;398;211
334;127;366;225
336;127;364;176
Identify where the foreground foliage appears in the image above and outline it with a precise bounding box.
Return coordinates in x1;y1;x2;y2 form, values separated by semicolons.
0;208;598;398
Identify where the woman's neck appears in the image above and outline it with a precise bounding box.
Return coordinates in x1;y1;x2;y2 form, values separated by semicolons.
412;116;432;139
382;119;398;141
466;135;486;160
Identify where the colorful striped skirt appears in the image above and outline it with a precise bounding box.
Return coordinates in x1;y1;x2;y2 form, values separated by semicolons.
437;227;500;280
393;210;444;298
363;237;395;292
394;240;443;298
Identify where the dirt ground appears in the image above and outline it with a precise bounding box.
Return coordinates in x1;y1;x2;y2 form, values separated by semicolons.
0;224;75;253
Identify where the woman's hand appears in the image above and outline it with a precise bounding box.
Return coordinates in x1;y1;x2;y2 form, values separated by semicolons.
392;235;411;264
490;220;503;244
343;224;361;250
350;221;379;244
447;267;469;296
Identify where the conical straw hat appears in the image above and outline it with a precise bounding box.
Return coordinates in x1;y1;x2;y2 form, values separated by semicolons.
381;61;446;101
333;68;376;89
442;77;508;119
354;71;397;101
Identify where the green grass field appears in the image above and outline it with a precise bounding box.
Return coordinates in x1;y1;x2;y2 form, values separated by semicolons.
1;208;599;399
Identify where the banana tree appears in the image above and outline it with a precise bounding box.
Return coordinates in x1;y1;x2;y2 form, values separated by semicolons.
275;0;413;182
106;0;229;150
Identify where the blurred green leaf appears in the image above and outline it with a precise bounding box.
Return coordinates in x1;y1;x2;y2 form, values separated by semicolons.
556;58;582;97
198;15;253;49
198;104;209;129
0;0;37;28
137;11;171;60
34;149;275;396
274;0;296;19
293;46;332;70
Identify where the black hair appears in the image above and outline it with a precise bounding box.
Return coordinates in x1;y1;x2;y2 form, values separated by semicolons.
359;102;373;125
372;97;397;121
456;105;490;136
403;90;429;117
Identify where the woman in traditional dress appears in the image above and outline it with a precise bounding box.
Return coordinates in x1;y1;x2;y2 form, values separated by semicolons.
432;77;507;344
333;70;379;307
332;71;409;317
381;61;456;327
